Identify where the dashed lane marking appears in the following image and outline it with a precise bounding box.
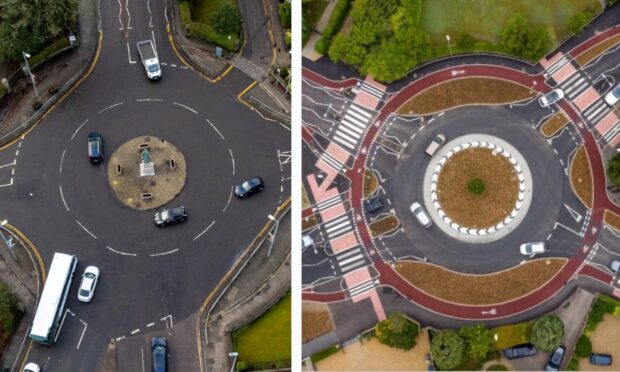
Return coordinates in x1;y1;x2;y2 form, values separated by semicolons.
76;319;87;349
222;187;233;212
193;221;215;241
97;102;124;115
131;328;140;335
229;149;235;175
106;246;137;256
59;149;66;174
59;185;70;212
71;119;89;140
173;102;198;114
206;119;225;140
76;220;97;239
149;248;179;257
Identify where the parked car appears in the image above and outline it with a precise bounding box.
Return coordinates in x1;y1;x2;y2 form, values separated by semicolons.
611;260;620;273
544;345;565;371
590;353;612;366
364;197;384;214
154;206;187;227
605;84;620;106
409;202;432;228
425;133;446;157
77;265;100;302
152;337;167;372
539;89;565;107
88;132;103;164
23;363;40;372
234;177;265;198
520;242;546;257
503;343;537;359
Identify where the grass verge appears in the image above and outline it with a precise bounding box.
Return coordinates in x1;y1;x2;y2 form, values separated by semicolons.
179;1;240;51
575;34;620;66
369;215;399;237
491;321;532;349
396;78;534;115
540;112;570;137
363;169;378;199
303;0;330;29
394;259;566;305
311;344;341;364
314;0;351;54
302;302;334;343
569;146;593;208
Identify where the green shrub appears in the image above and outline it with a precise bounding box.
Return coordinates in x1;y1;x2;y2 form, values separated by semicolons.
491;322;532;349
457;33;475;49
467;178;486;195
567;356;580;371
431;330;466;370
302;18;312;46
586;296;617;332
486;364;509;371
375;312;419;350
458;324;494;360
209;3;242;35
310;344;340;363
314;37;330;54
575;335;592;358
180;1;240;51
321;0;351;39
608;154;620;189
609;0;619;6
278;1;291;29
0;282;21;333
179;1;192;25
29;37;71;70
235;360;248;371
531;315;564;352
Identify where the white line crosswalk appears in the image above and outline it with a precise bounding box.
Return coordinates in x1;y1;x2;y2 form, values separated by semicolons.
332;104;375;151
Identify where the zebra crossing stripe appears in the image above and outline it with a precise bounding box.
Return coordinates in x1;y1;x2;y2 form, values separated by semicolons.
321;152;343;171
341;260;367;274
338;253;365;266
342;114;368;130
317;195;342;210
339;119;365;135
336;247;362;259
603;122;620;142
333;133;358;150
349;104;372;118
346;108;372;122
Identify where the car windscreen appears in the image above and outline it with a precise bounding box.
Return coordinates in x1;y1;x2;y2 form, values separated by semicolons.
148;64;159;73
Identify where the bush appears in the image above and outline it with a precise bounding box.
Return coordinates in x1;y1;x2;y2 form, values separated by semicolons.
0;282;21;334
586;296;618;332
375;312;419;350
431;330;466;370
457;33;475;49
209;3;242;35
567;356;580;371
568;12;592;36
609;0;619;5
180;1;240;51
314;37;330;54
467;178;485;195
310;344;340;363
607;154;620;188
492;322;532;349
321;0;351;39
500;14;554;61
575;335;592;358
235;360;248;371
458;324;494;360
278;1;291;29
179;1;192;25
531;315;565;352
29;37;71;70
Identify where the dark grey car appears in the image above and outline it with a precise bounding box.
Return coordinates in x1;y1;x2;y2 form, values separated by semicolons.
154;206;187;227
234;177;265;198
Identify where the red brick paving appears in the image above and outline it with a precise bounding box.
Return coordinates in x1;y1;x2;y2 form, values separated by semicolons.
573;87;600;111
594;112;619;136
552;62;577;84
329;232;359;254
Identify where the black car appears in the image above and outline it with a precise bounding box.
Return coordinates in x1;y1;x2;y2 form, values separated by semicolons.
151;337;167;372
234;177;265;198
544;345;565;371
590;353;612;366
154;206;187;227
503;343;537;359
364;197;384;214
88;132;103;164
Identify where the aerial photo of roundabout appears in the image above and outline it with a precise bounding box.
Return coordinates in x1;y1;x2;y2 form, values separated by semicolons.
301;15;620;343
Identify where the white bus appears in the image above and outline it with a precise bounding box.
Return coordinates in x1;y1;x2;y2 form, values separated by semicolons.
29;252;77;344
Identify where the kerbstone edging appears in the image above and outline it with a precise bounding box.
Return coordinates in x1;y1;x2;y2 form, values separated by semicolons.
422;134;533;244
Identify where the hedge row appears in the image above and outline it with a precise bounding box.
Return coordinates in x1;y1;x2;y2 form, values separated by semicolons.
179;1;240;52
315;0;351;53
310;344;340;363
29;37;72;70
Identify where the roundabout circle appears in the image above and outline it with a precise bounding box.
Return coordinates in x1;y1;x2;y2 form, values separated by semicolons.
423;134;533;243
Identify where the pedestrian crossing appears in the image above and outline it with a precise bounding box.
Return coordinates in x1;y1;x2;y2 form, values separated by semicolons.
323;214;353;240
359;81;385;100
558;71;590;100
315;194;342;212
348;277;377;298
544;55;571;77
332;104;375;151
582;99;612;124
334;246;368;274
603;122;620;143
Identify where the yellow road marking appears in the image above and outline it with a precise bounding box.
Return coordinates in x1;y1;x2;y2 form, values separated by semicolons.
236;81;258;109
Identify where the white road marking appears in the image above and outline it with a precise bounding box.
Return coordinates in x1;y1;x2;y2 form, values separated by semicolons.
146;322;155;328
149;248;179;257
193;221;215;241
14;150;18;157
55;309;70;343
222;187;233;212
163;0;169;24
161;62;167;66
67;309;75;316
59;149;66;174
116;336;126;342
125;0;132;29
229;149;235;175
173;102;198;114
76;319;87;349
106;246;137;256
71;119;89;140
127;43;136;64
554;222;583;237
136;98;163;102
171;64;177;67
117;0;124;30
98;102;124;114
131;328;140;335
0;161;15;169
206;119;225;140
59;185;70;211
146;0;153;27
76;220;97;239
151;29;157;54
141;347;145;372
563;203;583;223
161;314;173;328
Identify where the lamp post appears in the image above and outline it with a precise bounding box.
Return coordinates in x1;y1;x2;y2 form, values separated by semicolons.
229;351;238;372
446;35;453;57
267;214;280;257
22;52;38;97
0;220;16;260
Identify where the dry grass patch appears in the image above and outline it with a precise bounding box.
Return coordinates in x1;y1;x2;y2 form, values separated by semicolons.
570;146;593;208
605;210;620;233
302;302;334;343
576;34;620;66
302;186;311;209
578;313;620;371
540;112;569;137
369;215;399;237
303;215;318;232
394;259;566;305
396;78;535;116
364;169;379;199
437;148;518;228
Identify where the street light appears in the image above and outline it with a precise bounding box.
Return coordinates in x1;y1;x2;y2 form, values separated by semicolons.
22;52;38;97
446;35;453;57
267;214;280;257
229;351;238;372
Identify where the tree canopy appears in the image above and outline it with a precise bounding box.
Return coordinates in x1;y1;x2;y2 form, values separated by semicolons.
608;153;620;188
458;324;495;360
375;312;419;350
531;314;565;352
431;329;466;370
209;3;242;36
499;14;554;61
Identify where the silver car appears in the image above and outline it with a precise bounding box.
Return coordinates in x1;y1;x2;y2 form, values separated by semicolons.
520;242;545;257
409;202;432;228
425;133;446;157
538;89;565;107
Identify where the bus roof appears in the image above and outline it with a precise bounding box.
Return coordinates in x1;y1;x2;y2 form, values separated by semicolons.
30;253;76;338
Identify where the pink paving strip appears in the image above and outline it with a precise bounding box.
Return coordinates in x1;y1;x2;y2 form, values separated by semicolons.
315;157;339;175
594;111;619;136
609;133;620;148
539;52;563;69
330;231;359;254
573;87;600;111
552;62;577;84
614;288;620;298
354;90;380;110
344;266;371;288
306;173;339;204
368;291;386;320
325;142;351;166
365;76;387;92
319;202;347;222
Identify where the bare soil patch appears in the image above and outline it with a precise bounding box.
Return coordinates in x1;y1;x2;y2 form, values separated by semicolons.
579;313;620;371
540;112;569;137
302;302;334;343
303;215;318;232
369;215;399;237
604;210;620;233
396;78;535;115
364;169;379;199
437;148;518;229
570;146;593;208
394;259;566;305
576;34;620;66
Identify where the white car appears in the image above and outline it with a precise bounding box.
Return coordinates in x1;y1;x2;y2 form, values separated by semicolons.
425;133;446;157
610;260;620;273
409;202;432;228
78;266;100;302
605;85;620;106
23;363;40;372
538;89;565;107
520;242;546;257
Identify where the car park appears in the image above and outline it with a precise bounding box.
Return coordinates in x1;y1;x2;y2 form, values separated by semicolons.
409;202;432;228
503;343;537;359
590;353;612;366
520;242;545;257
425;133;446;157
611;260;620;273
154;206;187;227
364;197;384;214
544;345;565;371
234;177;265;198
605;85;620;106
77;266;100;302
538;89;565;107
152;337;167;372
23;363;40;372
87;132;103;164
